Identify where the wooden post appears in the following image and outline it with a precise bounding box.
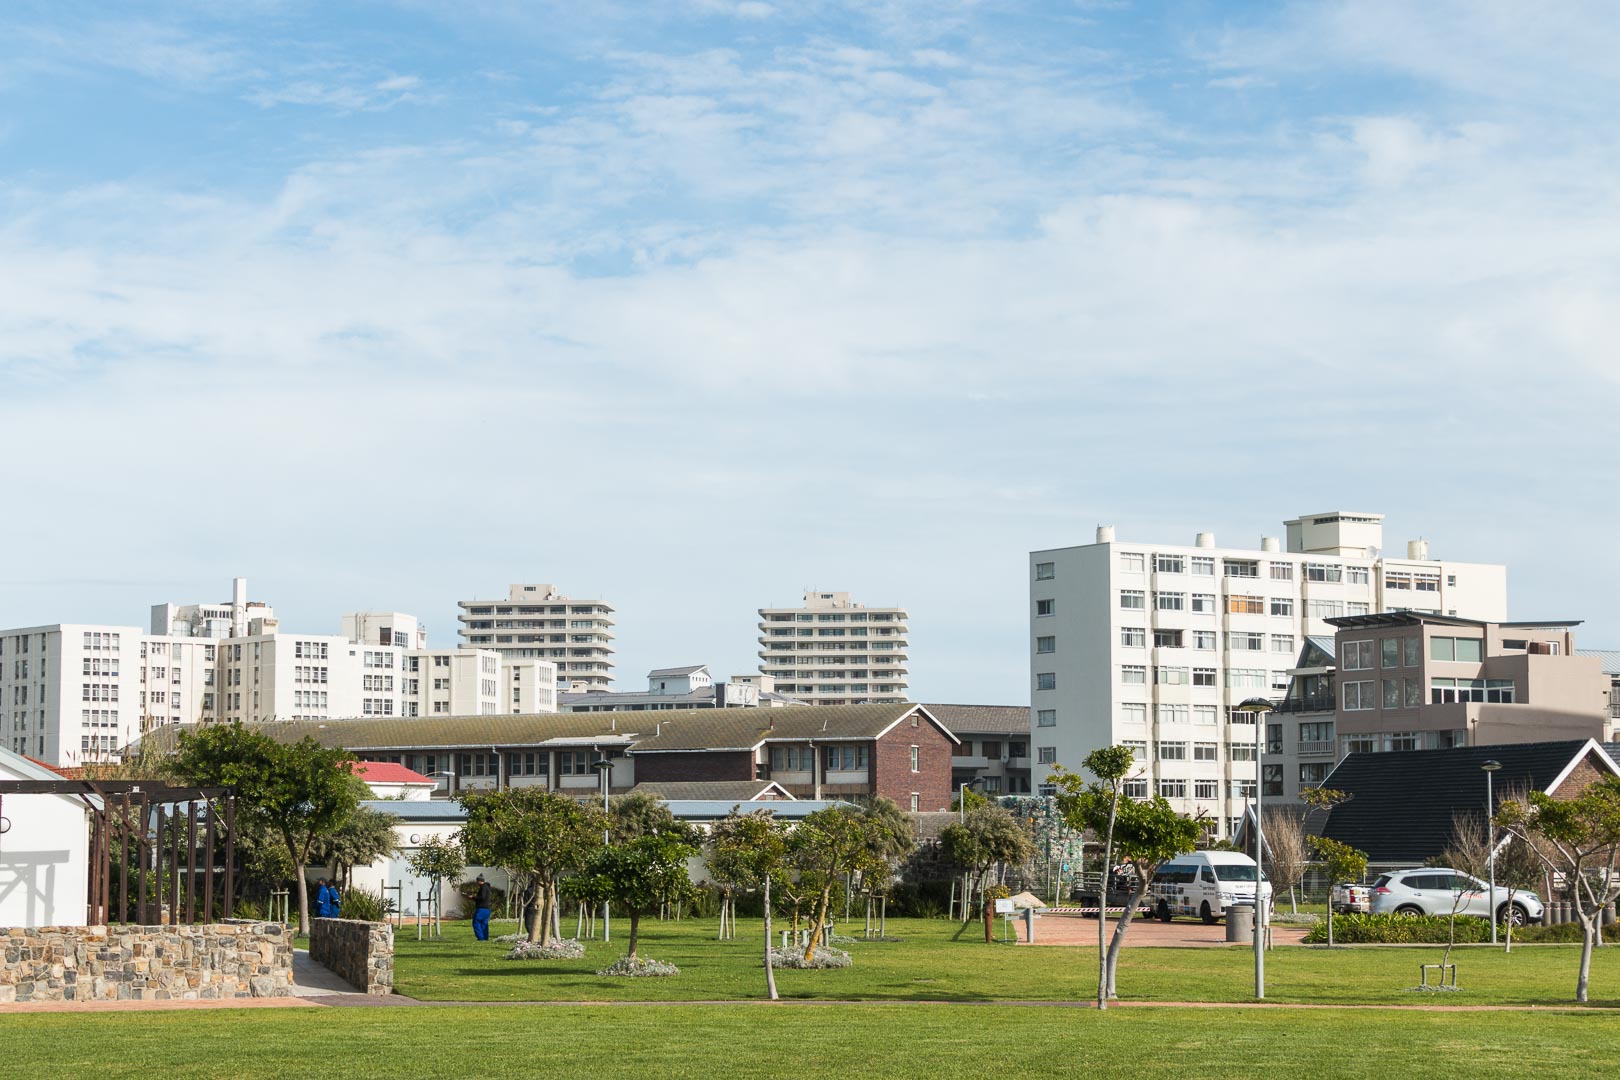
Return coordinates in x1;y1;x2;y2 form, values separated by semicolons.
203;799;215;924
87;808;102;925
99;802;112;925
185;801;199;924
118;792;131;924
137;795;150;925
223;795;236;918
169;802;181;923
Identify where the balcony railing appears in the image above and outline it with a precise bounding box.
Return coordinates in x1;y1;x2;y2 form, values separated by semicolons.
1297;739;1335;756
1273;693;1337;714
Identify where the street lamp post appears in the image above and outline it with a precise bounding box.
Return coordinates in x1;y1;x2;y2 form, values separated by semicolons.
592;758;614;942
1237;697;1275;1000
1482;760;1502;946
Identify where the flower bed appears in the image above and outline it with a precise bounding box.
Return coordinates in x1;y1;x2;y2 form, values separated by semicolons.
597;955;680;977
768;945;852;969
503;939;586;960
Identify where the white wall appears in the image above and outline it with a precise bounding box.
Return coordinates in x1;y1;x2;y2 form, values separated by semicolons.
0;755;89;927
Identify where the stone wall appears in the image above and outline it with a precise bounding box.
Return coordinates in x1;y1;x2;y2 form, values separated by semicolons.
0;922;292;1004
309;918;393;995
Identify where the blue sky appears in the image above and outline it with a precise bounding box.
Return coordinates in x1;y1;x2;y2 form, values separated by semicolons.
3;1;1618;700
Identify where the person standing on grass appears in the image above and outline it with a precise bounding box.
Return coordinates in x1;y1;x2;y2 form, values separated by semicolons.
472;874;493;941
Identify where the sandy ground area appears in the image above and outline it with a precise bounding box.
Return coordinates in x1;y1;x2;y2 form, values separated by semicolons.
1015;912;1311;947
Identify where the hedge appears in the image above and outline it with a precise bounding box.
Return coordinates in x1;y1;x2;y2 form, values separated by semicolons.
1303;913;1492;944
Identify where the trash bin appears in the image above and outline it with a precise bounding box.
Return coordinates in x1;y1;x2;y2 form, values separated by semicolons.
1226;903;1254;943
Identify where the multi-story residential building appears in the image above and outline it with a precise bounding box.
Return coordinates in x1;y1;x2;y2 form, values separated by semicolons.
926;704;1033;795
757;590;909;705
501;657;560;715
1577;649;1620;741
1029;511;1508;837
406;650;502;716
456;584;616;690
151;577;270;639
559;665;804;713
1;624;218;765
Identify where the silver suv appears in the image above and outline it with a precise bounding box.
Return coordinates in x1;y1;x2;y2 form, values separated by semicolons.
1370;868;1543;925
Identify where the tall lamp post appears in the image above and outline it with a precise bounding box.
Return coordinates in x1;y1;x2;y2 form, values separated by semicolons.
1482;760;1502;946
1237;697;1275;1000
592;757;614;942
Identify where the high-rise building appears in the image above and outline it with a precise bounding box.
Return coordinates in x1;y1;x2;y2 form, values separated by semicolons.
457;584;616;690
757;590;909;706
1029;511;1507;837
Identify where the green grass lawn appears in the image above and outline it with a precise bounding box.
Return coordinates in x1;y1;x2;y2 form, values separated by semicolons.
391;916;1619;1007
8;1004;1617;1080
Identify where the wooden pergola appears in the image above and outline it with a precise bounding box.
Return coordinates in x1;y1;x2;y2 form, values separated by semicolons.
0;779;237;925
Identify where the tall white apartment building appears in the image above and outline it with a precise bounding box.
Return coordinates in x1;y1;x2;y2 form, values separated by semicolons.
757;590;910;706
457;584;616;690
1029;511;1507;837
2;624;218;765
502;657;560;714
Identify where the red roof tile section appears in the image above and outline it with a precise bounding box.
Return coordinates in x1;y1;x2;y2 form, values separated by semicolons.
346;760;434;784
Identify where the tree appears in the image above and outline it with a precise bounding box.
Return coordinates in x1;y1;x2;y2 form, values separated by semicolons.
569;830;699;961
788;806;870;962
1495;777;1620;1002
1433;810;1494;968
1262;807;1309;914
1307;837;1368;949
1054;755;1201;1002
707;809;789;1000
1053;745;1133;1010
405;835;466;937
174;723;363;935
854;798;914;940
315;805;399;891
939;804;1033;943
608;790;677;842
1495;833;1544;954
458;788;603;946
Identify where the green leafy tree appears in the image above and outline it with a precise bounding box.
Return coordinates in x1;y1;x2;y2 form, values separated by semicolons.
1054;754;1201;1002
458;788;603;945
1308;836;1368;948
707;809;789;999
939;804;1034;943
406;834;467;936
854;798;914;939
608;790;676;841
1051;745;1134;1009
174;723;363;934
568;831;700;960
788;806;871;961
1495;777;1620;1002
315;805;399;891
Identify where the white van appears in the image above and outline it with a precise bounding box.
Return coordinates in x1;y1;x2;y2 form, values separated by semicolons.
1150;851;1273;924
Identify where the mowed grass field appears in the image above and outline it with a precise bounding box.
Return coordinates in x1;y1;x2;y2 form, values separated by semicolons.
390;915;1620;1007
8;1004;1618;1080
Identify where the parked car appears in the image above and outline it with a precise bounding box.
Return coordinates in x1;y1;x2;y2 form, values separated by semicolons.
1330;881;1371;914
1150;851;1273;924
1369;868;1543;924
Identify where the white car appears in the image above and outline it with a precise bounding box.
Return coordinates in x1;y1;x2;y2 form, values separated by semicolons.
1370;868;1543;925
1330;881;1371;914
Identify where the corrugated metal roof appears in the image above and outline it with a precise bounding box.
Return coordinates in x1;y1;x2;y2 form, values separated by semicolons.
358;796;852;824
648;665;707;677
923;704;1029;735
630;781;791;801
627;702;939;752
1577;649;1620;674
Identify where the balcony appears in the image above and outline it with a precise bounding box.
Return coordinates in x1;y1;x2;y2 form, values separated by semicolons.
1297;739;1335;756
1274;693;1336;714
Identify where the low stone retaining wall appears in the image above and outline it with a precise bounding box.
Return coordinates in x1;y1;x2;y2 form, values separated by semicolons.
309;918;393;995
0;922;293;1004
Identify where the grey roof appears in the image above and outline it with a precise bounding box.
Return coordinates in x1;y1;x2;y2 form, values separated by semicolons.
630;780;792;801
360;796;851;824
359;799;465;822
648;665;708;678
559;688;717;709
1305;636;1337;660
923;704;1030;735
1327;613;1582;631
1578;649;1620;675
628;702;955;752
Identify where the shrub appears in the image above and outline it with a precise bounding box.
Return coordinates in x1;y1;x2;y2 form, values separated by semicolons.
597;955;679;977
768;945;852;969
887;881;952;919
335;887;394;923
504;939;586;960
1511;922;1586;944
1302;913;1491;945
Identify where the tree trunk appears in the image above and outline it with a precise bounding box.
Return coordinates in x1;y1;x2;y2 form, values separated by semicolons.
763;874;778;1001
1504;887;1515;954
1577;914;1595;1002
1289;885;1297;914
1098;794;1119;1010
627;910;641;960
880;894;887;938
527;882;545;944
1104;879;1148;999
288;837;311;936
982;877;994;944
804;884;834;962
1326;906;1334;948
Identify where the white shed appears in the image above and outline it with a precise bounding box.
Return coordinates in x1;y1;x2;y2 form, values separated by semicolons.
0;748;91;927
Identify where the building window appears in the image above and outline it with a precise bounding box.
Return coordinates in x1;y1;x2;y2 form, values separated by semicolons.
1155;554;1185;574
1261;765;1283;797
1037;746;1057;764
1269;597;1293;617
1155;666;1188;685
1190;594;1216;614
1120;703;1146;724
1121;665;1147;684
909;745;920;772
910;793;920;812
1192;705;1218;725
1228;632;1263;651
1304;562;1343;583
1194;779;1219;799
1158;741;1187;760
1157;779;1187;799
1381;638;1401;668
1347;566;1370;585
1270;634;1295;654
1269;562;1293;581
1430;636;1483;662
1227;595;1263;615
1036;708;1057;727
1192;667;1217;687
1123;779;1149;799
1193;742;1219;762
1342;680;1376;710
1036;635;1056;654
1299;763;1330;785
1036;599;1055;617
825;745;869;771
1121;627;1146;648
1190;556;1215;575
1341;734;1376;755
1341;640;1375;670
1119;590;1145;610
1036;672;1056;691
1156;704;1188;724
1224;560;1259;578
1120;552;1145;572
1384;732;1420;752
1383;678;1401;709
1193;630;1217;650
1122;739;1147;759
1155;592;1185;612
1299;721;1334;744
1009;740;1026;758
1225;668;1266;689
1153;629;1183;648
1035;562;1055;580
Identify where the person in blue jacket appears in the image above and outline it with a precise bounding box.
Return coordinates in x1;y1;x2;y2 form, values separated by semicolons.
315;877;337;918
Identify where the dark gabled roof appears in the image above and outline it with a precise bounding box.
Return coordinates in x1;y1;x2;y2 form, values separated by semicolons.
630;780;792;801
1318;740;1618;864
923;704;1029;735
629;703;955;752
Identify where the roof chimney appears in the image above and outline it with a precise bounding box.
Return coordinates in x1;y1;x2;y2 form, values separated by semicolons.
1195;532;1215;549
1096;525;1116;543
1407;539;1430;560
1261;536;1280;552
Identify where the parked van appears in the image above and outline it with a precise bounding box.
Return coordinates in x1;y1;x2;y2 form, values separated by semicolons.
1150;851;1273;924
